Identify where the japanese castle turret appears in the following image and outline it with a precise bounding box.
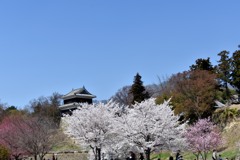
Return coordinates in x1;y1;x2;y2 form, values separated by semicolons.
59;86;96;115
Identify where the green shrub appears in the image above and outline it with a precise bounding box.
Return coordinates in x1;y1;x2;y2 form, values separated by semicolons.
0;145;10;160
212;108;239;129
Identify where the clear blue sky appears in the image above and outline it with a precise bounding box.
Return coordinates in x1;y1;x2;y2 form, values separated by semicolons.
0;1;239;108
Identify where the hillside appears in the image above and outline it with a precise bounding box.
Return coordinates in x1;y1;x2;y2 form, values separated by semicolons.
216;104;240;159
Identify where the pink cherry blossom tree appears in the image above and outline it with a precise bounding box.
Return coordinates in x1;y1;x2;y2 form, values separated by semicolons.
0;115;61;160
185;118;222;160
18;116;61;160
0;115;29;160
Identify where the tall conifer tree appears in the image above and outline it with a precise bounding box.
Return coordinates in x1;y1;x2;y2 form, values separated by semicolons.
190;57;215;72
217;50;231;99
129;73;149;104
231;50;240;94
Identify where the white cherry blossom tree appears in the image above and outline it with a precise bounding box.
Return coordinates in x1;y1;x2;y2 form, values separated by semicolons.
115;98;186;160
63;98;186;160
62;101;123;160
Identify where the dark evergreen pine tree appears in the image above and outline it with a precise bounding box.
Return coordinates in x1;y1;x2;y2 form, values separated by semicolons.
129;73;150;104
217;50;231;99
231;50;240;94
190;57;215;72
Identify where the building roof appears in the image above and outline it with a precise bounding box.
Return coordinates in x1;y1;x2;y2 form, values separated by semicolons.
62;86;96;100
59;102;80;111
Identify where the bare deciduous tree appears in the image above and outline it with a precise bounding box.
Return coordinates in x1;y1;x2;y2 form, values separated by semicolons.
111;85;133;106
0;115;64;160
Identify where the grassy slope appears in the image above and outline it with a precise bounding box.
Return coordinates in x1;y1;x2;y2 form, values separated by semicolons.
216;104;240;159
152;105;240;160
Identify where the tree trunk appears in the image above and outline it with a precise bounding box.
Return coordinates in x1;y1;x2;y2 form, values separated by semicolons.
94;147;102;160
203;152;207;160
34;155;37;160
39;154;45;160
193;152;199;160
95;147;97;160
145;148;151;160
97;147;101;160
144;134;151;160
13;155;20;160
225;82;230;99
